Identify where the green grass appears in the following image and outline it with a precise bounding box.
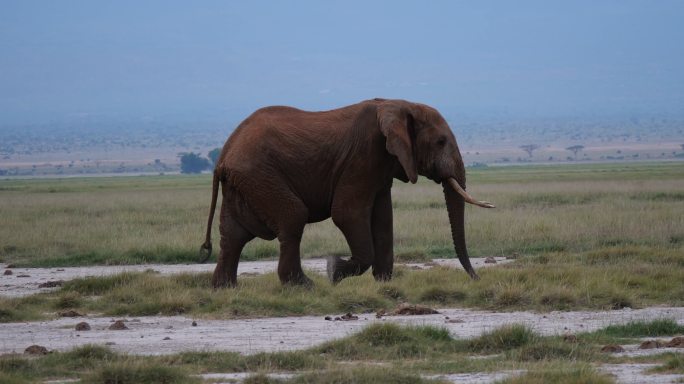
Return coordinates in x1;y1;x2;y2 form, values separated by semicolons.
1;162;683;267
466;324;537;353
589;319;684;338
316;323;456;360
85;362;198;384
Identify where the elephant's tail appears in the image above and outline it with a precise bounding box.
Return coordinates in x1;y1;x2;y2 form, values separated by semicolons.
199;168;220;263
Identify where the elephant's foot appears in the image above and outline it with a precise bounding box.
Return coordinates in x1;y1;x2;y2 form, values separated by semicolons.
281;272;314;288
327;255;370;283
372;270;393;282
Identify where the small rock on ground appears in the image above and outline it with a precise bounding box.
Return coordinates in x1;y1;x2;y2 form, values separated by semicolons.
58;310;83;317
38;280;64;288
339;313;358;321
24;345;49;355
75;322;91;331
484;257;497;264
601;344;625;353
639;340;665;349
666;336;684;347
389;303;439;316
109;320;129;330
3;270;12;275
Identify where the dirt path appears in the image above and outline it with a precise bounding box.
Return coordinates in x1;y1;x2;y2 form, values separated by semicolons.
1;307;682;356
3;260;683;383
0;257;510;297
200;371;525;384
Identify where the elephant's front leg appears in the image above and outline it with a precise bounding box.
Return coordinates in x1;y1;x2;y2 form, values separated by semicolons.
330;204;374;283
274;202;313;287
371;188;393;281
277;228;313;287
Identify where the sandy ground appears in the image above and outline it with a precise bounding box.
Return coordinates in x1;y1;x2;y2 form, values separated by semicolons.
0;257;510;297
2;307;683;356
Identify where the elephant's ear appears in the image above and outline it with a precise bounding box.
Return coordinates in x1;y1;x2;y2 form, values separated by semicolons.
378;101;418;183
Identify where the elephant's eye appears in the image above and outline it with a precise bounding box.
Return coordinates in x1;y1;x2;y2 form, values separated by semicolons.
436;137;447;147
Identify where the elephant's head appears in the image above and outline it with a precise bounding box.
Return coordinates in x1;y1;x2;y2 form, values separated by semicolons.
377;99;494;279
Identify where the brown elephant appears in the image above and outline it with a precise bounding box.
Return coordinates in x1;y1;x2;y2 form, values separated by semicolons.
200;98;494;288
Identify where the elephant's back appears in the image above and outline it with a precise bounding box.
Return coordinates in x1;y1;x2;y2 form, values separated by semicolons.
223;104;360;166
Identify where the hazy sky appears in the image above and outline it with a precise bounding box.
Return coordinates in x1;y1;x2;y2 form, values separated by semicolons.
1;1;683;124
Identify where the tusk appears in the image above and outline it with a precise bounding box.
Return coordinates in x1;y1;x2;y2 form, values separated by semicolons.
448;178;495;208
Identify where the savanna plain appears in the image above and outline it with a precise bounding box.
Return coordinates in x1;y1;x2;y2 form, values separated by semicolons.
1;162;683;383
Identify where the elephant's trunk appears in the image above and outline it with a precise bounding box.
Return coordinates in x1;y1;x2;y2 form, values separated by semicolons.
443;177;480;280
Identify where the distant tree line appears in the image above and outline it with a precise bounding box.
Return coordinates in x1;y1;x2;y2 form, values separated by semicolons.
178;148;222;174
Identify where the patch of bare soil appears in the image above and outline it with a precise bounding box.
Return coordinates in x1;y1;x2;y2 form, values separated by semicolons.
601;363;684;384
1;307;682;356
0;257;510;297
376;303;440;317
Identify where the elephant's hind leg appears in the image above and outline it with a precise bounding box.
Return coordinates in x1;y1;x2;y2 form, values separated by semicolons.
212;209;254;289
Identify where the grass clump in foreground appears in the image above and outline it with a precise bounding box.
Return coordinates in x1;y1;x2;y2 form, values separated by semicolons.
466;324;537;353
316;323;455;360
589;319;684;338
84;362;198;384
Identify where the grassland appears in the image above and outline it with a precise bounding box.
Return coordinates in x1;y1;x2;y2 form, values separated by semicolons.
1;162;682;267
1;162;683;321
3;320;684;383
1;162;683;384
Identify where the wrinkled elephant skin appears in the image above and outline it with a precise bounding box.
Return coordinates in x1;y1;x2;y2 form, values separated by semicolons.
200;99;493;287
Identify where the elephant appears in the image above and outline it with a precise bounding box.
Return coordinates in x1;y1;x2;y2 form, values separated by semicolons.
200;98;494;288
